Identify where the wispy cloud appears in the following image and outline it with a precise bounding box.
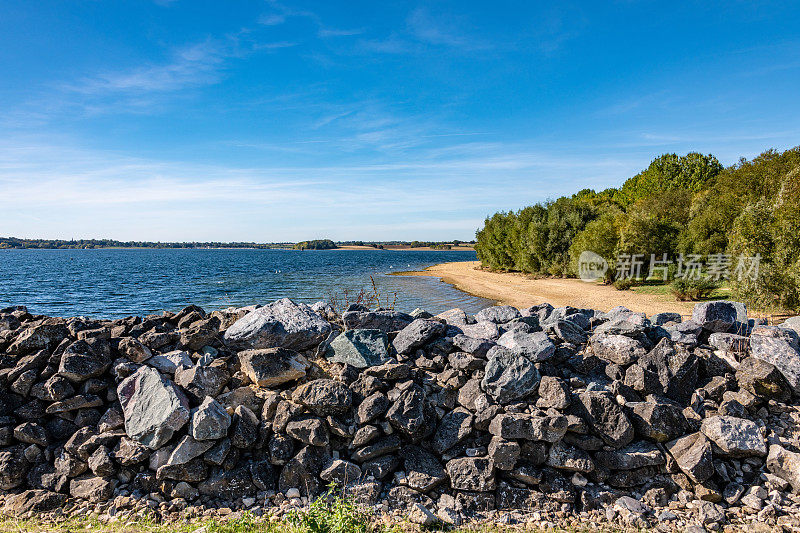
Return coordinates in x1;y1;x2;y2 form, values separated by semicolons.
406;8;487;50
66;41;228;95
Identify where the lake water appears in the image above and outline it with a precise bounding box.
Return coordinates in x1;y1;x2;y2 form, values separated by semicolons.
0;249;491;318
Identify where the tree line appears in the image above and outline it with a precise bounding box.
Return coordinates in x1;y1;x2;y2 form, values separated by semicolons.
474;147;800;312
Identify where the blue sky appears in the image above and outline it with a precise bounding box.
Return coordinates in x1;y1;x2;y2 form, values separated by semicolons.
1;1;798;242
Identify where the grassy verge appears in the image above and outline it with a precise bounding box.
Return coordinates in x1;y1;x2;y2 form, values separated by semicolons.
0;515;639;533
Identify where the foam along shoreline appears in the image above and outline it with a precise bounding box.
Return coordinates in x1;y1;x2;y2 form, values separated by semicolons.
394;260;697;317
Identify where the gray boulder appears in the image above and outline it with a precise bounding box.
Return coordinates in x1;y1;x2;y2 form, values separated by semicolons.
590;334;647;365
750;328;800;394
238;347;310;387
292;379;352;416
223;298;331;351
342;310;413;333
575;391;634;449
190;396;231;441
488;414;568;442
446;457;495;491
666;432;714;483
476;305;522;324
651;312;681;326
481;346;541;404
147;350;193;375
393;319;447;355
767;444;800;492
117;366;190;449
496;330;555;361
700;415;767;457
692;301;739;332
325;329;391;368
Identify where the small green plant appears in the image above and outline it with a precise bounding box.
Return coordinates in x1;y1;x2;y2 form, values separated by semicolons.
613;277;637;291
286;486;372;533
671;277;720;301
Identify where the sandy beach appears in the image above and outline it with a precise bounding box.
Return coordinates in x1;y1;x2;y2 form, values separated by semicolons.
397;260;697;317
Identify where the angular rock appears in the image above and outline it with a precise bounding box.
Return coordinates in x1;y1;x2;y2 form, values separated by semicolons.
223;298;331;351
446;457;495;491
292;379;352;416
481;346;541;404
488;436;520;470
766;444;800;492
433;408;473;454
325;329;391;368
594;441;664;470
118;337;152;363
190;396;231;441
3;490;68;516
238;347;310;388
401;445;447;492
342;310;413;333
575;391;634;449
320;459;362;486
69;475;116;502
692;301;739;332
590;334;646;365
0;450;29;490
497;330;555;362
750;330;800;394
476;305;522;324
58;340;110;382
489;414;568;442
117;366;190;449
386;384;431;442
665;433;714;483
393;319;447;355
536;376;572;410
736;357;791;401
700;415;767;457
627;399;688;442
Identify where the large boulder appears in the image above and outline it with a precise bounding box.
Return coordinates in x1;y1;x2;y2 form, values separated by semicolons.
767;444;800;492
481;346;541;404
590;334;647;365
223;298;331;351
0;450;29;490
386;384;432;442
475;305;522;324
496;330;555;362
575;391;634;449
7;323;68;355
666;433;714;483
117;366;191;449
692;301;740;332
238;347;310;387
393;319;447;355
700;416;767;457
736;357;791;401
189;396;231;441
3;490;68;516
342;310;413;333
325;329;391;368
58;340;111;382
292;379;352;416
750;327;800;395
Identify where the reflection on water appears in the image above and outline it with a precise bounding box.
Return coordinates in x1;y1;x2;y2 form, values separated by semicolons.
0;249;492;318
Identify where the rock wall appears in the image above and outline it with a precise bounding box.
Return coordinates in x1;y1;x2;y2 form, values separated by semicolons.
1;297;800;529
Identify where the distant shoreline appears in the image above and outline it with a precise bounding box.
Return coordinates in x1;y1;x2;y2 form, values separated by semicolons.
393;260;696;316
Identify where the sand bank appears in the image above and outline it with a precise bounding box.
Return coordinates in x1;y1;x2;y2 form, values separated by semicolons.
396;261;696;317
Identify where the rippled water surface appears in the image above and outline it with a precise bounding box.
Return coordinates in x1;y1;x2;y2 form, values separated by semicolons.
0;249;491;318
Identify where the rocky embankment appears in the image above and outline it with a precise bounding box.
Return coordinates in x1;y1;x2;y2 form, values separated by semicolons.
1;299;800;531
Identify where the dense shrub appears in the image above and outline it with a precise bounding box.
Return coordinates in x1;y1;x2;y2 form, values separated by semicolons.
671;277;720;301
